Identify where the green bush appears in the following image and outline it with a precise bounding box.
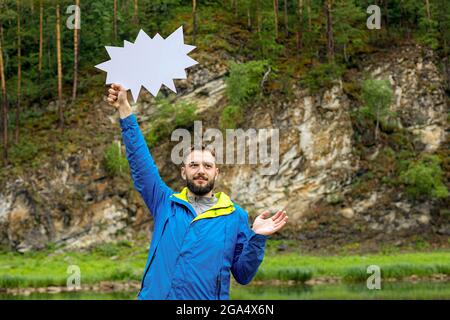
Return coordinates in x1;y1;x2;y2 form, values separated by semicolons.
219;60;270;129
145;98;198;147
399;154;449;200
103;142;129;178
226;60;271;107
9;139;39;164
300;63;345;93
219;104;243;129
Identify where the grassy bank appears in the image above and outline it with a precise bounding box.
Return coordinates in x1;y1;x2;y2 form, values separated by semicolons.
0;242;449;289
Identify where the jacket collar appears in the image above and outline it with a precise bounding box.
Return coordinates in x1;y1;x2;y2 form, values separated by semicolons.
170;187;235;222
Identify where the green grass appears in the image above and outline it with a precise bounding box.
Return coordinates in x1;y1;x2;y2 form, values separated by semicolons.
0;243;449;288
257;251;450;282
230;282;450;300
0;243;148;288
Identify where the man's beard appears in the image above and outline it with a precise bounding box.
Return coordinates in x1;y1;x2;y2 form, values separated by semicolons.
186;175;215;196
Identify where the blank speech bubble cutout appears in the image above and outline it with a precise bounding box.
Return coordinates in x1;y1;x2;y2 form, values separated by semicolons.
95;26;198;102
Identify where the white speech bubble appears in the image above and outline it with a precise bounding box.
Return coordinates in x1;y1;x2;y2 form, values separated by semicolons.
95;26;198;102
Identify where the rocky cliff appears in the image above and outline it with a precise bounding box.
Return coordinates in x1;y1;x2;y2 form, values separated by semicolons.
0;44;448;253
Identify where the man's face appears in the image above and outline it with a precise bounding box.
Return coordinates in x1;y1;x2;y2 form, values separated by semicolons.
181;150;219;196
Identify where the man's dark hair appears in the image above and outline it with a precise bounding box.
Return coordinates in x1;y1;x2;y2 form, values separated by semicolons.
182;143;216;166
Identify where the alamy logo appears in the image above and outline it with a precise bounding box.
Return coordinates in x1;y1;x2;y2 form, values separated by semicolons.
367;5;381;30
66;5;81;30
67;265;81;290
171;121;280;175
366;265;381;290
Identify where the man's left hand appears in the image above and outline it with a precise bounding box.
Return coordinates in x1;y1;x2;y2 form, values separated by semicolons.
252;210;288;236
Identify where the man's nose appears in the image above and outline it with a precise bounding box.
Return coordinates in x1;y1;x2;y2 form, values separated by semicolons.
197;164;206;173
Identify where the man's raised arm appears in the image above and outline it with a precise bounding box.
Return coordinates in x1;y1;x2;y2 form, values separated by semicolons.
106;83;173;221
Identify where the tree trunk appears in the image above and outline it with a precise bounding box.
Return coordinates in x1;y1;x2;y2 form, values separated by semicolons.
0;24;8;165
425;0;431;20
247;4;251;29
192;0;197;45
15;0;21;144
72;0;80;103
296;0;303;53
39;0;43;105
307;0;312;31
324;0;335;63
133;0;139;25
56;4;63;132
283;0;288;37
256;0;263;56
273;0;279;40
113;0;117;41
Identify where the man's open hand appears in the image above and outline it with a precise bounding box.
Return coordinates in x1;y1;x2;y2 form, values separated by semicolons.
252;210;288;236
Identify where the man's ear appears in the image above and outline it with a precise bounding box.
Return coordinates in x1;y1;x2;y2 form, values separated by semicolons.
181;166;186;180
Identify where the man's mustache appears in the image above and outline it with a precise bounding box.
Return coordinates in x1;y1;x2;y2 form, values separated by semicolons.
193;175;208;181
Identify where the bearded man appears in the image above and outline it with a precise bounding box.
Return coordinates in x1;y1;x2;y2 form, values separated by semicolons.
106;83;289;300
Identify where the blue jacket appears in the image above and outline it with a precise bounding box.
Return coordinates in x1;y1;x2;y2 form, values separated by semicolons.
119;114;267;300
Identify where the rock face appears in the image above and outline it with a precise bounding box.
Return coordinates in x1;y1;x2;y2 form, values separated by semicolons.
363;45;447;152
224;83;356;226
0;152;140;252
0;45;448;252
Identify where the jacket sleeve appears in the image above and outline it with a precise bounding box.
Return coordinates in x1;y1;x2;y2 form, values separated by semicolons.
119;114;173;220
230;211;268;285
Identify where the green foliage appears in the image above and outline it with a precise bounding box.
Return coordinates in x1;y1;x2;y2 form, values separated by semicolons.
226;60;271;107
220;60;270;129
399;154;449;200
219;104;243;129
276;267;313;282
9;139;39;164
360;78;394;120
1;247;449;289
145;98;198;147
300;63;345;93
333;0;368;60
103;141;129;178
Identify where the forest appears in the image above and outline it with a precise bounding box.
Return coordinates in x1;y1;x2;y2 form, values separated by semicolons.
0;0;449;166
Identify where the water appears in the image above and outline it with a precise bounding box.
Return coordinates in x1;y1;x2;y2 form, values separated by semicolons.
1;281;449;300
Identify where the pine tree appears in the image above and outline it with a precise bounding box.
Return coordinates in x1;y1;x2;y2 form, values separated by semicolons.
133;0;139;25
72;0;80;102
324;0;335;62
192;0;197;45
0;23;7;165
273;0;279;39
56;4;63;132
113;0;117;41
15;0;21;144
38;0;43;104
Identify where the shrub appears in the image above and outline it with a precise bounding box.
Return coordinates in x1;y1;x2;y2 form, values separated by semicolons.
145;98;198;147
219;104;243;129
399;154;449;200
104;141;129;178
300;63;345;93
219;60;270;130
9;139;39;164
226;60;271;107
359;78;395;140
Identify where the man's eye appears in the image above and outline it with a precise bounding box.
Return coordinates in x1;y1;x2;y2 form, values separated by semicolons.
205;164;212;169
190;164;198;167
